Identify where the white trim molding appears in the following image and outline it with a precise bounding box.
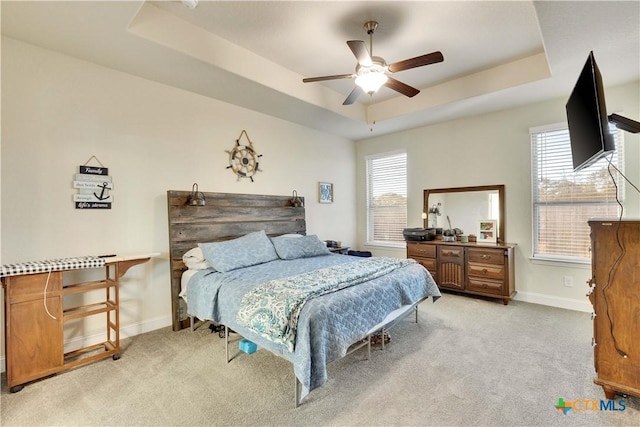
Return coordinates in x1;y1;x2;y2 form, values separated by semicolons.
514;291;592;312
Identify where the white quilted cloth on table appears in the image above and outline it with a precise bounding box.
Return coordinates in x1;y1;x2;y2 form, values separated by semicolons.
0;257;105;277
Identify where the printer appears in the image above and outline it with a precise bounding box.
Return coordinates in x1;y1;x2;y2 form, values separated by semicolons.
402;228;436;241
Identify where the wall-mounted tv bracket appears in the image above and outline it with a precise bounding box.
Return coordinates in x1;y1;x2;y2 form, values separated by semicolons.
609;113;640;133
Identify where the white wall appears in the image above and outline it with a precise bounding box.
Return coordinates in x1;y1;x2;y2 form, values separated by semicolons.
2;34;638;372
0;37;357;370
356;81;640;311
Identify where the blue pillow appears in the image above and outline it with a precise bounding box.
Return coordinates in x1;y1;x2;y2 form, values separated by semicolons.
272;235;331;260
198;230;278;272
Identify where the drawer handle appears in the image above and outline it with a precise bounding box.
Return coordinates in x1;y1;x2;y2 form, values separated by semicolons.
480;255;490;260
482;268;488;274
443;251;459;257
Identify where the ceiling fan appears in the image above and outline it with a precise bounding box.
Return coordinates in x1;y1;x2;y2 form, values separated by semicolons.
302;21;444;105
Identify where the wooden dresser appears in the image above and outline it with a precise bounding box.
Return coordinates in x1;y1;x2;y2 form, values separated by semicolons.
407;241;516;304
588;219;640;399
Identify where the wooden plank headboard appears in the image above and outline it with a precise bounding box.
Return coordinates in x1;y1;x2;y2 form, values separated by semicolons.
166;191;306;331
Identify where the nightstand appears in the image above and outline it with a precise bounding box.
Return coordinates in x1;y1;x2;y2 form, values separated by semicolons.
328;246;350;255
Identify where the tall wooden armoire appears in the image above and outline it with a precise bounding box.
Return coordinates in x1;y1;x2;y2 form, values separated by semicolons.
589;219;640;399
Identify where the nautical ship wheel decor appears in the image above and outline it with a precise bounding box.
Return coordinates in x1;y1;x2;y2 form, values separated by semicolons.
225;130;263;182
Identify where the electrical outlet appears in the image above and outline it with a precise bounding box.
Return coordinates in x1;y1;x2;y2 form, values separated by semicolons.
563;276;574;287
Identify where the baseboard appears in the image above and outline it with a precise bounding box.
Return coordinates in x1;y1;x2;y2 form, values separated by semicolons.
513;291;593;312
0;315;172;374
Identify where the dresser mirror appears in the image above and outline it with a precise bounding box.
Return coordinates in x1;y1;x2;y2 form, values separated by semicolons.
423;185;505;243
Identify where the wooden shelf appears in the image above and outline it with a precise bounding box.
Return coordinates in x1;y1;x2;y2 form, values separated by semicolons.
64;341;119;369
63;301;116;321
63;279;115;295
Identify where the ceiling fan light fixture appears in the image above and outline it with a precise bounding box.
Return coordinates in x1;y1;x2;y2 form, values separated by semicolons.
303;20;442;104
355;66;388;94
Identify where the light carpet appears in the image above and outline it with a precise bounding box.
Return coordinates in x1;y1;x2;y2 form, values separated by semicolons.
2;293;639;426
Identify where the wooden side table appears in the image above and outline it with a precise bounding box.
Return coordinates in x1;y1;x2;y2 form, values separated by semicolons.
2;253;157;392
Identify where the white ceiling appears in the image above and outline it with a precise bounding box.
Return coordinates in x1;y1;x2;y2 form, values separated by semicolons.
2;1;639;141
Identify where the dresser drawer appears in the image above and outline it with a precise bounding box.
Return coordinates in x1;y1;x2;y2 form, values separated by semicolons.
467;262;504;280
438;246;464;261
414;257;436;272
407;244;436;259
467;248;504;265
467;277;504;295
6;272;62;303
414;258;437;282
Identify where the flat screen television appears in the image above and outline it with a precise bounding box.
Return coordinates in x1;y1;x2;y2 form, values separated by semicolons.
566;51;616;172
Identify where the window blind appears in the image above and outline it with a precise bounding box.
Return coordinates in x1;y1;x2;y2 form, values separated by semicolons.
531;125;624;261
366;151;407;244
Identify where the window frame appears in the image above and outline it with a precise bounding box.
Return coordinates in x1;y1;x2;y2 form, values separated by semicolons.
530;122;624;265
365;150;408;248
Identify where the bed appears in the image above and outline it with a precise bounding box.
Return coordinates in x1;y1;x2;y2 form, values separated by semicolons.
167;191;441;406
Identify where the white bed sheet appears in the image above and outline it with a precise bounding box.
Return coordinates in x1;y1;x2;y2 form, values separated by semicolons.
180;269;200;301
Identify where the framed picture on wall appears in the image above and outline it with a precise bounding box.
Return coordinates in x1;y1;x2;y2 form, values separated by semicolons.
319;182;333;203
478;219;497;244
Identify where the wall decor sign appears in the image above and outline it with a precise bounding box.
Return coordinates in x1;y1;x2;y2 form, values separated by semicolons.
73;156;112;209
477;219;497;244
226;129;263;182
319;182;334;203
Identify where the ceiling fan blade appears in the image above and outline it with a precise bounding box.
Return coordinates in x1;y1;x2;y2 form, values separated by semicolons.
343;86;363;105
388;51;444;73
347;40;372;67
385;77;420;98
303;73;354;83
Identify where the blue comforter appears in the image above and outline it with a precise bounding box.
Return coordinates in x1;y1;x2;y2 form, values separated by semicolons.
186;254;440;400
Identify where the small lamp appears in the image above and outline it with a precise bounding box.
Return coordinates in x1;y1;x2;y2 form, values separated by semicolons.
188;183;206;206
290;190;303;208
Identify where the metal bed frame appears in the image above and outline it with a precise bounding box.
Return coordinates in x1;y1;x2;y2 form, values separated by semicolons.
208;295;427;407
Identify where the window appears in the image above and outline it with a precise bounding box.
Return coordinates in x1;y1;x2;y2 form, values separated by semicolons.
531;123;624;263
366;151;407;246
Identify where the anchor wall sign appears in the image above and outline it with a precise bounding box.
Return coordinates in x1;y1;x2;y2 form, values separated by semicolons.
73;164;113;209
